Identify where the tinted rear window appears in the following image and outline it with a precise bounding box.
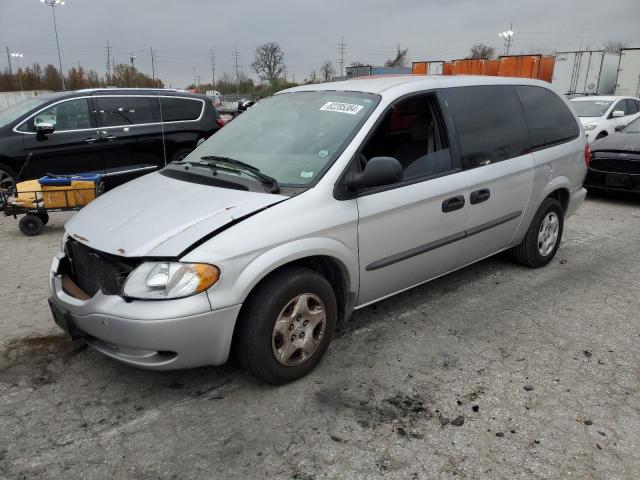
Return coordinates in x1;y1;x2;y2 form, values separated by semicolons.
515;86;580;149
160;97;203;121
440;85;529;169
94;96;157;127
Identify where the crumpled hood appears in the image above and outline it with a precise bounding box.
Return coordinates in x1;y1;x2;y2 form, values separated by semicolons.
65;172;286;257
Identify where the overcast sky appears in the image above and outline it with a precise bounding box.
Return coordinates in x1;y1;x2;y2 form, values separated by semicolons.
1;0;639;88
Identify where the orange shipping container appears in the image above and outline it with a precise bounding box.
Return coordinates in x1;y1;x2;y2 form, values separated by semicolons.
487;59;500;76
412;62;427;75
443;62;453;75
498;55;555;82
452;58;489;75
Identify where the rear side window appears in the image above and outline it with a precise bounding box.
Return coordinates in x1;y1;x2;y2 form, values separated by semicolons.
440;85;530;169
94;96;156;127
625;99;638;115
515;86;580;150
160;97;203;122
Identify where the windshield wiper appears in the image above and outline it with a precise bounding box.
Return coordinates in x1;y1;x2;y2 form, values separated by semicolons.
197;155;280;193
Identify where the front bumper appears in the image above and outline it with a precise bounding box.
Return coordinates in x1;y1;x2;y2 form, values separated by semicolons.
585;168;640;193
49;254;241;370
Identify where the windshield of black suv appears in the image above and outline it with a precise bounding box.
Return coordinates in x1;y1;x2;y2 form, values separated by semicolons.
184;90;380;186
571;100;613;118
623;117;640;133
0;96;51;128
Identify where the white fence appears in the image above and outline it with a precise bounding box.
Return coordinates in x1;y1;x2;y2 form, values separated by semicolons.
0;90;52;110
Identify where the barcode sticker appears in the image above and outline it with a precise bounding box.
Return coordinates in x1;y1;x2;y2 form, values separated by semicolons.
319;102;364;115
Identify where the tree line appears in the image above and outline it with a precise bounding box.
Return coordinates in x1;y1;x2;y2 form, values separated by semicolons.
0;63;162;92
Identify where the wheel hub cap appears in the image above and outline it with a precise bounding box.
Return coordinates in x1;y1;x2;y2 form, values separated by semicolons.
537;212;559;257
272;293;326;366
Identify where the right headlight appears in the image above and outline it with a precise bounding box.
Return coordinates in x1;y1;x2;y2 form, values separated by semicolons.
122;262;220;300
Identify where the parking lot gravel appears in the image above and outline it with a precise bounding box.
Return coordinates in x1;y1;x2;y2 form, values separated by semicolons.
1;193;639;480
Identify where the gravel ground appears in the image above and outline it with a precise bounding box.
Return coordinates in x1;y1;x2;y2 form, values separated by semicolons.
1;193;639;480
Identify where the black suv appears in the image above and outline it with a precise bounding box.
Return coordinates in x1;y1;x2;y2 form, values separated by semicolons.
0;88;224;190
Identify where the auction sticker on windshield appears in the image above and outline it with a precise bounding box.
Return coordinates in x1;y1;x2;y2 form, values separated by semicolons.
320;102;364;114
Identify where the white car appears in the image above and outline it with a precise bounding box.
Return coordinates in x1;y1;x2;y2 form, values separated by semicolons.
570;95;640;142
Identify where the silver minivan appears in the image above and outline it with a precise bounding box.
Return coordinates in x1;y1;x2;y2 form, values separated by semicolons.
49;76;587;384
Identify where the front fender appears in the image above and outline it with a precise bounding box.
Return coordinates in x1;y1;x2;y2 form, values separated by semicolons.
205;237;359;311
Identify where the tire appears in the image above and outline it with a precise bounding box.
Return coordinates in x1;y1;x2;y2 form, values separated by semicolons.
235;266;337;384
19;214;44;236
0;162;18;191
36;212;49;225
512;197;564;268
171;148;193;163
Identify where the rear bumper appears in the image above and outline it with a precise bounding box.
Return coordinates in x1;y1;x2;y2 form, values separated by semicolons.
49;254;241;370
566;186;587;218
585;168;640;193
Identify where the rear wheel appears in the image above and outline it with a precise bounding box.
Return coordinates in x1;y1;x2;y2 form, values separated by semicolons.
0;162;18;191
19;214;44;236
512;197;564;268
36;212;50;226
235;266;337;384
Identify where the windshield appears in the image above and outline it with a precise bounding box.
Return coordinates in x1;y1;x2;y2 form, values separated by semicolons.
571;100;613;118
186;91;379;186
0;96;50;128
623;116;640;133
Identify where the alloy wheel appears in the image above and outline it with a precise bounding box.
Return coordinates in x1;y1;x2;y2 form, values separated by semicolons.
538;212;559;257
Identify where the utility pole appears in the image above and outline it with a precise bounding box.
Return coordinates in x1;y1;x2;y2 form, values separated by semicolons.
232;47;240;95
192;65;196;87
129;52;137;87
41;0;66;90
150;46;156;82
105;40;112;83
209;48;216;88
338;35;346;79
6;47;13;89
498;23;515;56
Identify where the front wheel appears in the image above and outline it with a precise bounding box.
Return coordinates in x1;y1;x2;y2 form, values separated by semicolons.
512;197;564;268
235;266;337;384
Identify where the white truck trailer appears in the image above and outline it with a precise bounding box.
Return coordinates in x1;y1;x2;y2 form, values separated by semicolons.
552;50;619;95
614;48;640;97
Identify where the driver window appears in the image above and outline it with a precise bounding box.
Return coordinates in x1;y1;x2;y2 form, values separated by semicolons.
612;100;629;117
28;98;92;132
360;94;452;181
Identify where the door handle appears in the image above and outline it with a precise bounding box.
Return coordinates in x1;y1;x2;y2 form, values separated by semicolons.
103;135;118;141
84;137;99;143
442;195;465;213
470;188;491;204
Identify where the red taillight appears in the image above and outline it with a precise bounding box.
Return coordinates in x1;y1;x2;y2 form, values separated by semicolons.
584;143;591;167
216;118;226;128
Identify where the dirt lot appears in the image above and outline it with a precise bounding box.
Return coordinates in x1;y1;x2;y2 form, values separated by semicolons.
1;193;639;480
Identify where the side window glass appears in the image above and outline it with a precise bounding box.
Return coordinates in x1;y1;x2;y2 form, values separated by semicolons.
95;97;155;127
625;99;638;115
160;98;203;122
612;100;628;116
515;85;580;149
30;98;92;132
440;86;529;169
360;94;453;182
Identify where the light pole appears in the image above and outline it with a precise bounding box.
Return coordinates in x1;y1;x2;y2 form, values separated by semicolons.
40;0;66;90
11;52;24;91
498;26;515;56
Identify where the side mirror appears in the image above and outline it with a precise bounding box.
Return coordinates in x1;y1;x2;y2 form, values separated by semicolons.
614;124;625;132
611;110;625;118
346;156;403;191
35;122;55;135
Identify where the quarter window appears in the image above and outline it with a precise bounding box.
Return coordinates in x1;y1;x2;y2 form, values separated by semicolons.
23;98;92;132
515;85;580;149
94;96;156;127
440;85;529;169
160;97;203;121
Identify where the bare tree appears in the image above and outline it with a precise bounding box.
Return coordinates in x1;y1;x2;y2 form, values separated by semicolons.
385;46;409;67
603;40;627;53
468;43;496;59
307;68;318;84
251;41;286;83
320;61;335;82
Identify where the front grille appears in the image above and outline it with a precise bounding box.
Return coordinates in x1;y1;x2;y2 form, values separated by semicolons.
65;239;137;297
591;153;640;174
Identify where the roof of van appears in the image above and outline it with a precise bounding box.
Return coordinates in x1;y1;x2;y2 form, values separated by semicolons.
281;75;553;96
